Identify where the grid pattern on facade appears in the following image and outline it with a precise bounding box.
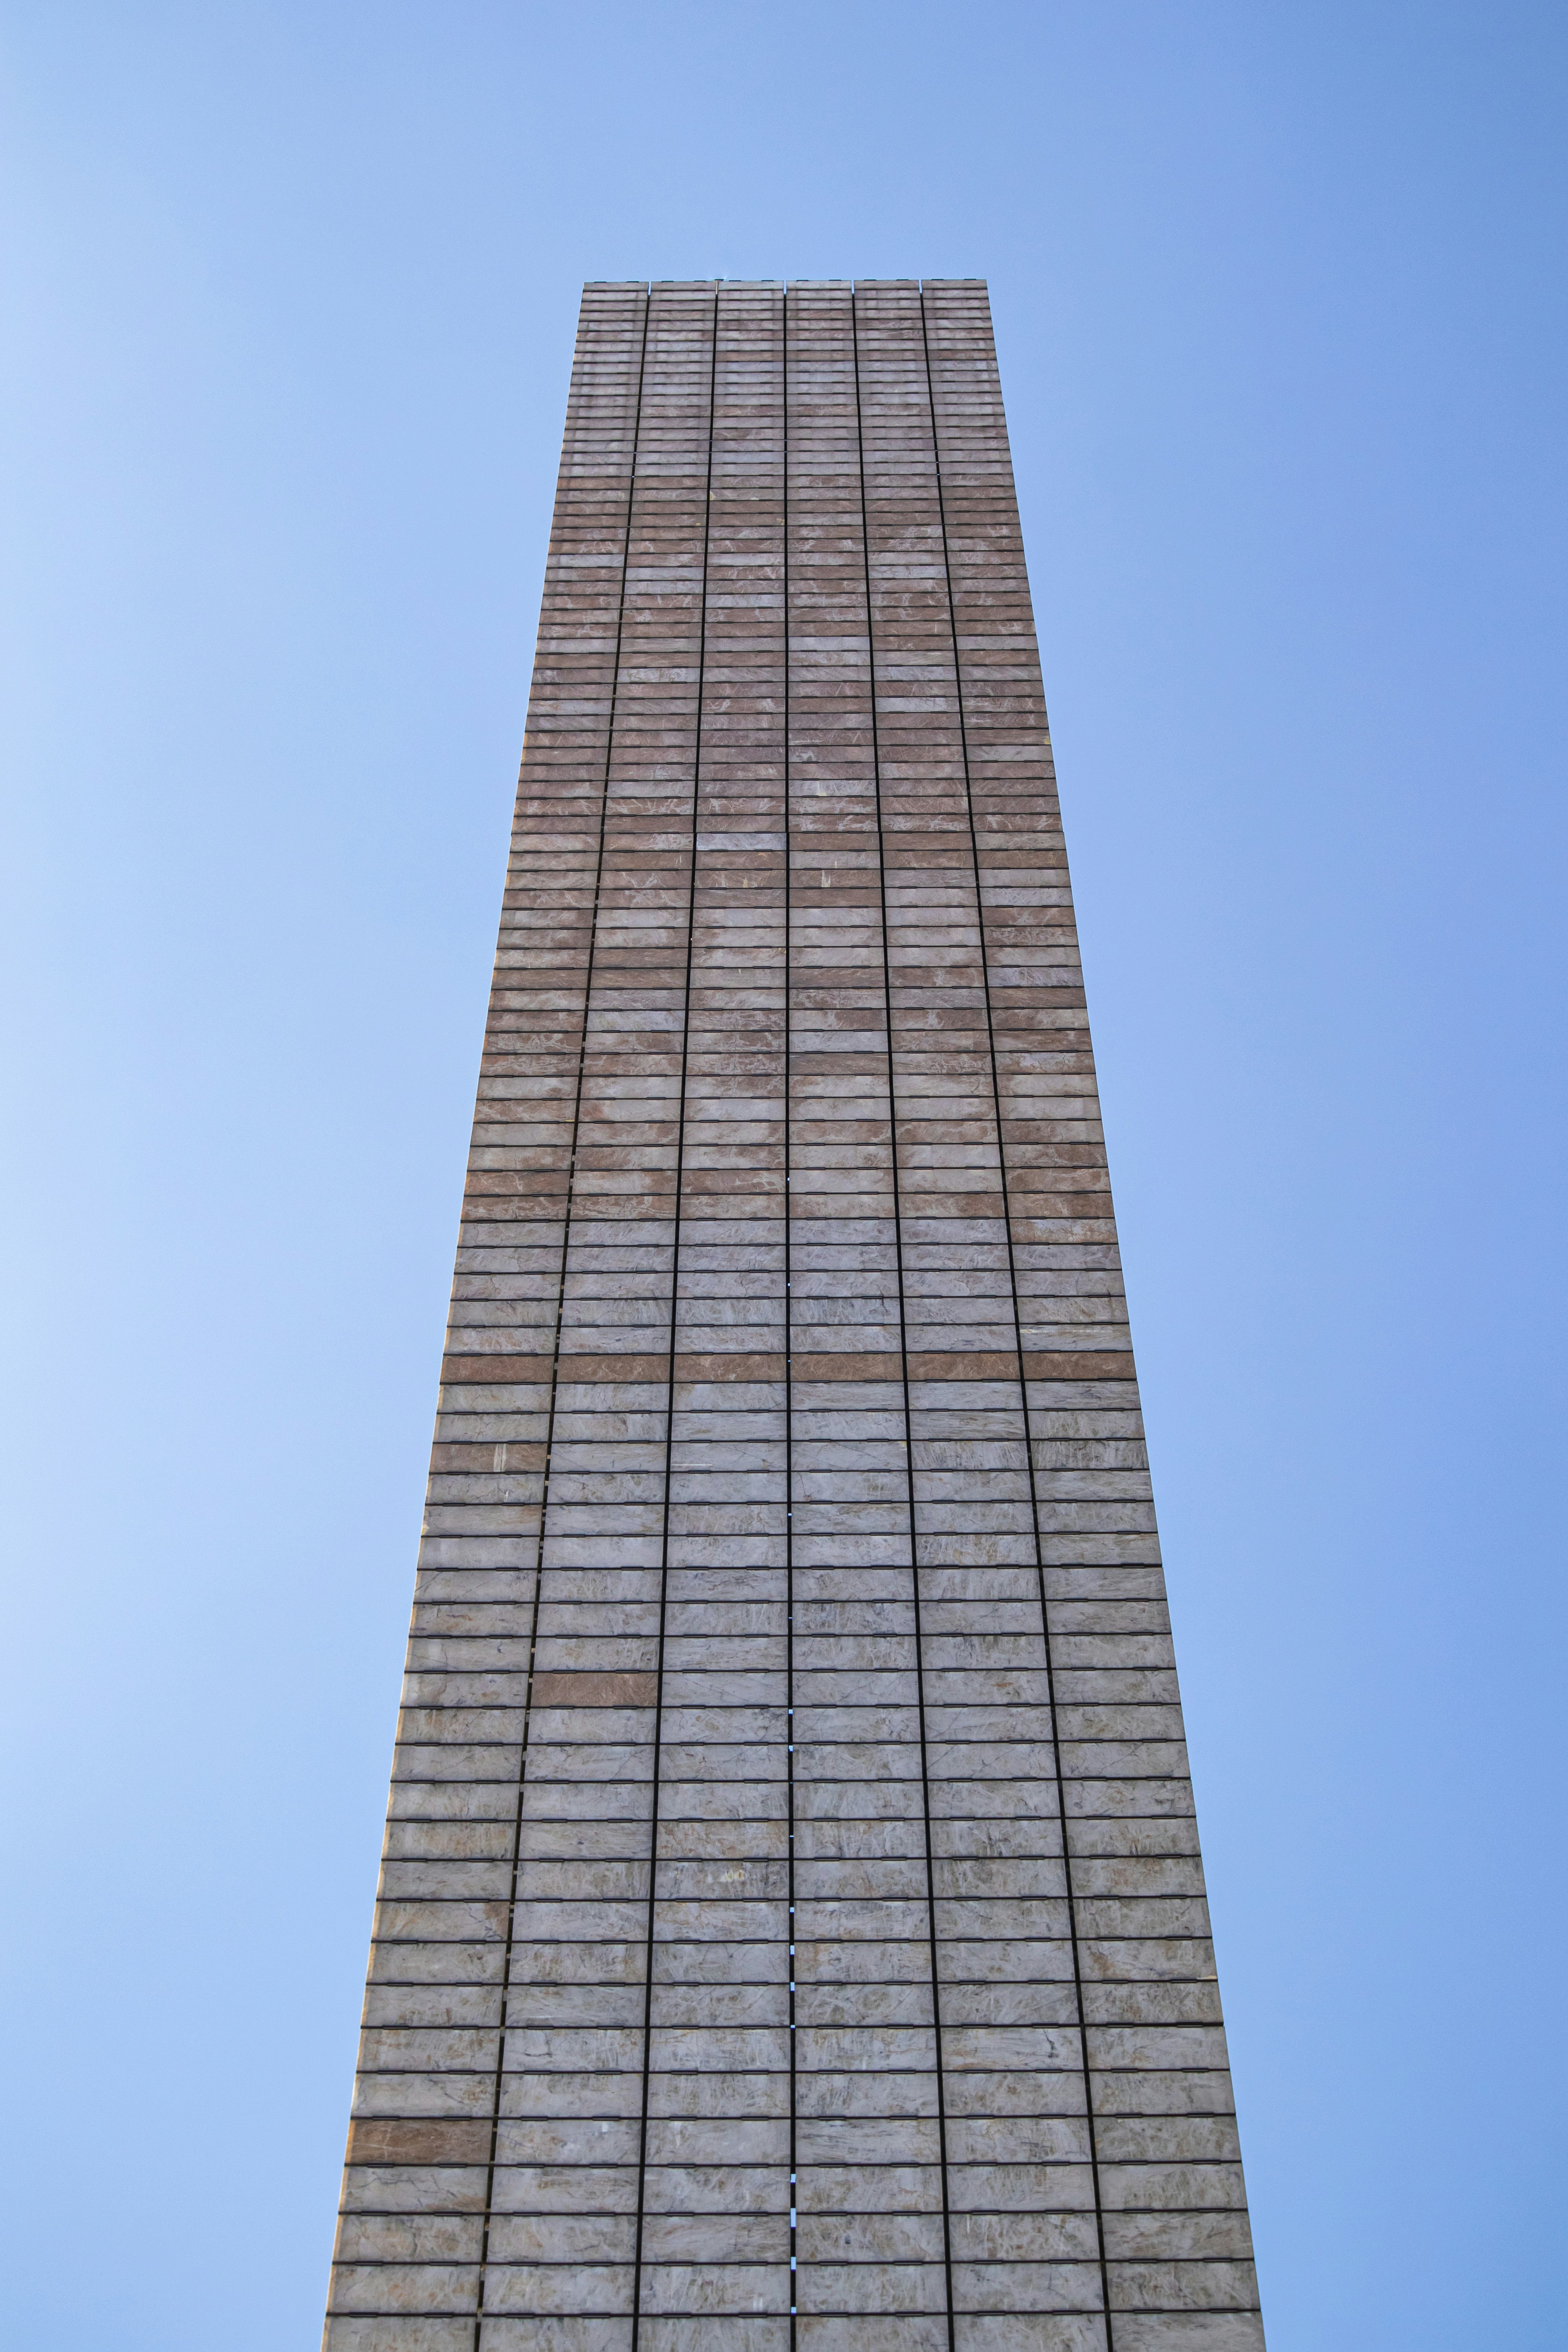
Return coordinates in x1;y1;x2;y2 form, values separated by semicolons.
323;278;1264;2352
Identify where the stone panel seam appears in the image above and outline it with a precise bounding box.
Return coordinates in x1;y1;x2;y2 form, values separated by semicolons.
469;281;651;2352
918;274;1118;2350
852;274;958;2352
630;278;719;2352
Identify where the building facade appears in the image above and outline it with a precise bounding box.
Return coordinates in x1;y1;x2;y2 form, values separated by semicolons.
322;278;1265;2352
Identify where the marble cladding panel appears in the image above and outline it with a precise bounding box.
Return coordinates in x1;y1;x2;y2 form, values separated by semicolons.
322;279;1264;2352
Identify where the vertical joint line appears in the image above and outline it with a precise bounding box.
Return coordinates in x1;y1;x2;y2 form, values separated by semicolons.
852;283;957;2352
783;284;798;2352
918;283;1116;2347
631;284;720;2352
473;286;651;2352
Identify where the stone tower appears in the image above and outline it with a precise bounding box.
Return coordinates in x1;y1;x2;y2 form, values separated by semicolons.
322;278;1266;2352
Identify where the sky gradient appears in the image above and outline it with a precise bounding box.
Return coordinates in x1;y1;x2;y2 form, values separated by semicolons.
2;6;1565;2346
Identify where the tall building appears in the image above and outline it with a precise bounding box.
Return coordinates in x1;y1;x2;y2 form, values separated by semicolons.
323;279;1265;2352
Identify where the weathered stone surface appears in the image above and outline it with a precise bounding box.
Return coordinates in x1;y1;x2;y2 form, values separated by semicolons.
323;279;1265;2350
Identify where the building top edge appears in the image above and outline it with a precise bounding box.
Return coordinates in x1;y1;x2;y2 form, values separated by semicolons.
580;276;990;292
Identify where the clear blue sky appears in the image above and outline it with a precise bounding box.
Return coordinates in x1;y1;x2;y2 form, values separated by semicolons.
2;6;1564;2346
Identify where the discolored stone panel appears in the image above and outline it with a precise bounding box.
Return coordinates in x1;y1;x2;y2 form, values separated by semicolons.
322;279;1265;2352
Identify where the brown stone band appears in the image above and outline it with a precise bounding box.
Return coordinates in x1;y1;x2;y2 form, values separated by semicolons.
346;2119;492;2167
529;1671;659;1708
